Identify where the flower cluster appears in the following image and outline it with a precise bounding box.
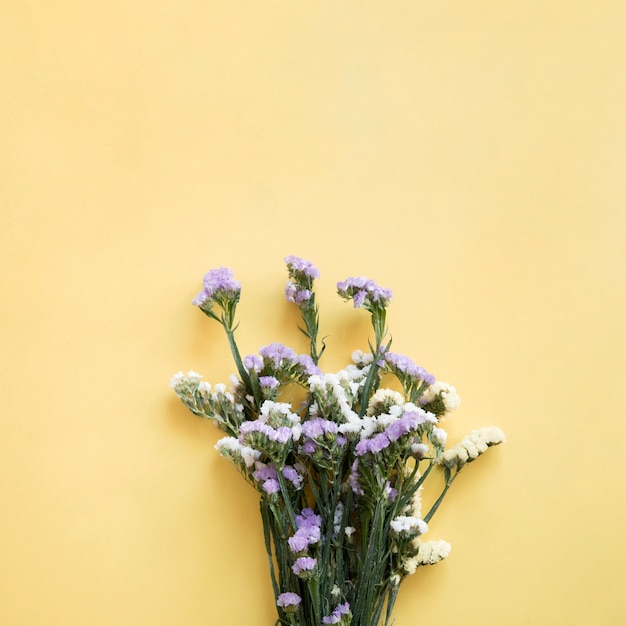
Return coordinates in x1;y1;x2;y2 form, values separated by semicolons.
171;256;505;626
337;276;393;310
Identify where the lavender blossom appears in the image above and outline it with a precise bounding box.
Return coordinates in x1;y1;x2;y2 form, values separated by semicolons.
385;352;435;386
292;556;317;577
285;282;313;304
276;592;302;609
262;479;280;494
243;354;263;372
259;376;279;389
284;255;320;279
348;459;364;495
259;342;298;369
253;463;277;482
337;276;393;310
192;267;241;307
322;603;351;624
296;354;322;376
282;465;304;489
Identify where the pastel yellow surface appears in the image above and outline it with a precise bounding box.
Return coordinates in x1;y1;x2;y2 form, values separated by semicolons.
1;2;625;625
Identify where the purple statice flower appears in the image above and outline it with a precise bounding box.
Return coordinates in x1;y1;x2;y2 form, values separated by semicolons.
355;432;391;457
285;282;313;305
322;603;351;624
384;419;409;443
288;518;320;552
284;255;320;279
289;507;323;551
336;276;393;309
262;479;280;494
240;420;294;444
301;440;316;455
384;481;398;502
277;592;302;608
301;418;336;439
348;459;364;495
292;556;317;576
253;463;278;482
243;354;263;373
296;354;322;376
274;426;293;444
385;352;435;385
301;419;324;439
287;533;310;553
282;465;304;489
355;439;369;456
192;267;241;307
259;375;279;389
259;342;298;369
295;508;322;529
369;432;391;453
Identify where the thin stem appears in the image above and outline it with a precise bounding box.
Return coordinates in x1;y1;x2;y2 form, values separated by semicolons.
424;474;457;524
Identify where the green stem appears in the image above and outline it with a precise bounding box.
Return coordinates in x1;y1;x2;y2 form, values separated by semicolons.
424;475;456;524
224;327;262;407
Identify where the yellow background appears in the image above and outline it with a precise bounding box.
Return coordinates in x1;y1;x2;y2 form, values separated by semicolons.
2;2;625;625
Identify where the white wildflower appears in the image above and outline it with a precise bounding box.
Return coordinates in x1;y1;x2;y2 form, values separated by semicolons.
415;540;451;566
440;426;506;470
215;437;261;468
411;442;429;459
421;381;460;414
431;427;447;446
367;389;404;415
390;516;428;536
352;350;373;365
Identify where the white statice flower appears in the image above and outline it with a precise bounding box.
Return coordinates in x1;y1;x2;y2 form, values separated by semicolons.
259;401;300;424
414;539;452;566
213;383;227;394
344;526;356;538
411;442;430;459
431;427;448;446
390;516;428;536
421;381;460;415
367;389;404;416
338;414;363;436
308;372;359;423
215;436;239;453
352;350;374;365
403;540;451;574
170;370;203;389
215;437;261;467
357;416;378;439
440;426;506;470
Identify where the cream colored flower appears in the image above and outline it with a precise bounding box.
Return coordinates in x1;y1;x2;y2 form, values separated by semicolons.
440;426;506;470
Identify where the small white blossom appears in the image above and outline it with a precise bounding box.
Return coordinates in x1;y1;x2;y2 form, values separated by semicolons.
421;381;460;414
415;540;451;565
390;516;428;536
431;427;447;446
351;350;373;365
411;442;429;459
440;426;506;470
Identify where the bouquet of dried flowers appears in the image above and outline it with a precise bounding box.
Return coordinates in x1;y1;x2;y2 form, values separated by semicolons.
171;257;505;626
